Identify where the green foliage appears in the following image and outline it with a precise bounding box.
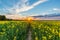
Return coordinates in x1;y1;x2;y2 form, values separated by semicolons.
0;21;28;40
31;20;60;40
0;20;60;40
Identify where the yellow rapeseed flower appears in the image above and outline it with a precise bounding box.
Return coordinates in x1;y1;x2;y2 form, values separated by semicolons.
16;29;19;33
59;33;60;37
35;36;38;40
2;28;6;31
42;36;47;40
14;36;16;40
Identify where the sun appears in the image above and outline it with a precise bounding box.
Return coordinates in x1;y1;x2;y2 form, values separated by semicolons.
28;17;32;21
27;17;33;22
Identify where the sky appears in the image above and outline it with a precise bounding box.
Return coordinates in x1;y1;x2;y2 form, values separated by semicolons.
0;0;60;18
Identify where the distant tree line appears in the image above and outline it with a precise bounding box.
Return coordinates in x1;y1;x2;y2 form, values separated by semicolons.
0;15;6;20
0;15;13;20
0;15;22;21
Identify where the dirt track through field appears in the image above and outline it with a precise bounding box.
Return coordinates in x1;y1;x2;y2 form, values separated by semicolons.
26;23;32;40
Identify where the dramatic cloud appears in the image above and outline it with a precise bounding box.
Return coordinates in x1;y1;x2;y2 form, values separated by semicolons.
53;8;58;10
41;8;60;15
0;0;48;19
48;8;60;13
53;8;60;12
5;0;48;14
15;0;47;13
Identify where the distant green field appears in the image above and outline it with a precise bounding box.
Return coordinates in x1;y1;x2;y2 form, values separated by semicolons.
0;21;60;40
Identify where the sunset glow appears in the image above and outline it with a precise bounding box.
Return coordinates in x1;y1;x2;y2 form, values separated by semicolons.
26;17;33;22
